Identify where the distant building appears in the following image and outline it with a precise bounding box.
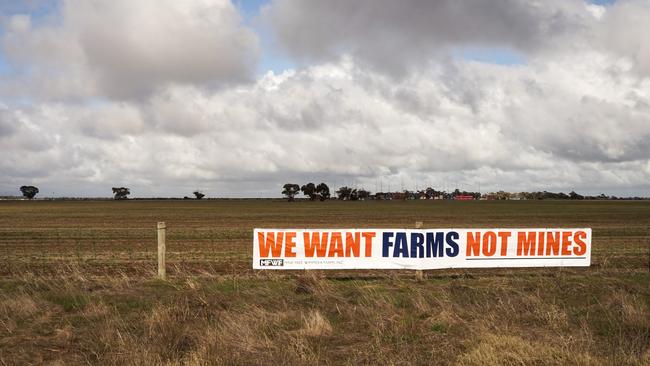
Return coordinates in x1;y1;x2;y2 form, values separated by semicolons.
454;195;475;201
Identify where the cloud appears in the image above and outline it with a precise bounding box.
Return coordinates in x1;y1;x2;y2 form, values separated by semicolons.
262;0;591;76
73;102;145;140
0;108;17;137
596;0;650;77
1;0;259;100
2;52;649;197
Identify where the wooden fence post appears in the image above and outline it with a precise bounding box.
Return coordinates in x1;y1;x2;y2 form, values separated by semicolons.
415;221;424;281
157;222;166;279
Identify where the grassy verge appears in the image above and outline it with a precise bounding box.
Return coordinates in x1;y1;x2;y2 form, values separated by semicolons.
0;269;649;365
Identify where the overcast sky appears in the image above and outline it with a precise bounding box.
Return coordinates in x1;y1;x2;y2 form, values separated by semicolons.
1;0;649;198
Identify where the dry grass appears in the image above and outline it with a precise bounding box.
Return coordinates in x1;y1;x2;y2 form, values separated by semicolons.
0;200;649;365
457;333;598;366
0;268;649;365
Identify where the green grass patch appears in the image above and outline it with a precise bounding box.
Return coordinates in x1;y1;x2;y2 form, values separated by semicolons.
0;280;23;293
430;322;446;333
44;292;89;312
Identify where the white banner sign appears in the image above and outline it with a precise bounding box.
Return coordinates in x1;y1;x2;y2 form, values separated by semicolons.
253;228;591;269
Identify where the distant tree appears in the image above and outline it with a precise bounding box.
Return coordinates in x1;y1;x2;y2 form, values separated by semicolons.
521;191;537;200
193;191;205;199
336;186;353;200
403;190;417;200
316;183;330;201
19;185;39;199
531;191;544;200
112;187;130;200
569;191;584;200
301;183;317;201
424;187;436;199
282;183;300;202
357;189;370;200
541;191;570;200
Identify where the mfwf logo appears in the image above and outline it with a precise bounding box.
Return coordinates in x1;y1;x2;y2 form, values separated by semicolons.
260;259;284;267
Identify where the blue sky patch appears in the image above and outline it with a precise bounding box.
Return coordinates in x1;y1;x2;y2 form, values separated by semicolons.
454;47;527;66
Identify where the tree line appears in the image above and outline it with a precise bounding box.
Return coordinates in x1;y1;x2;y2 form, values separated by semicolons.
281;184;481;201
281;184;645;202
14;186;207;200
282;183;331;202
11;184;646;201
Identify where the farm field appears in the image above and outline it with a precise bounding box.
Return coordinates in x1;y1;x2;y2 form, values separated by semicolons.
0;199;649;365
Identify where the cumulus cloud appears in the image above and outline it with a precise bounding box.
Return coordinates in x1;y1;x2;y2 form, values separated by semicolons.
1;0;259;100
263;0;592;75
2;52;649;197
596;0;650;76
